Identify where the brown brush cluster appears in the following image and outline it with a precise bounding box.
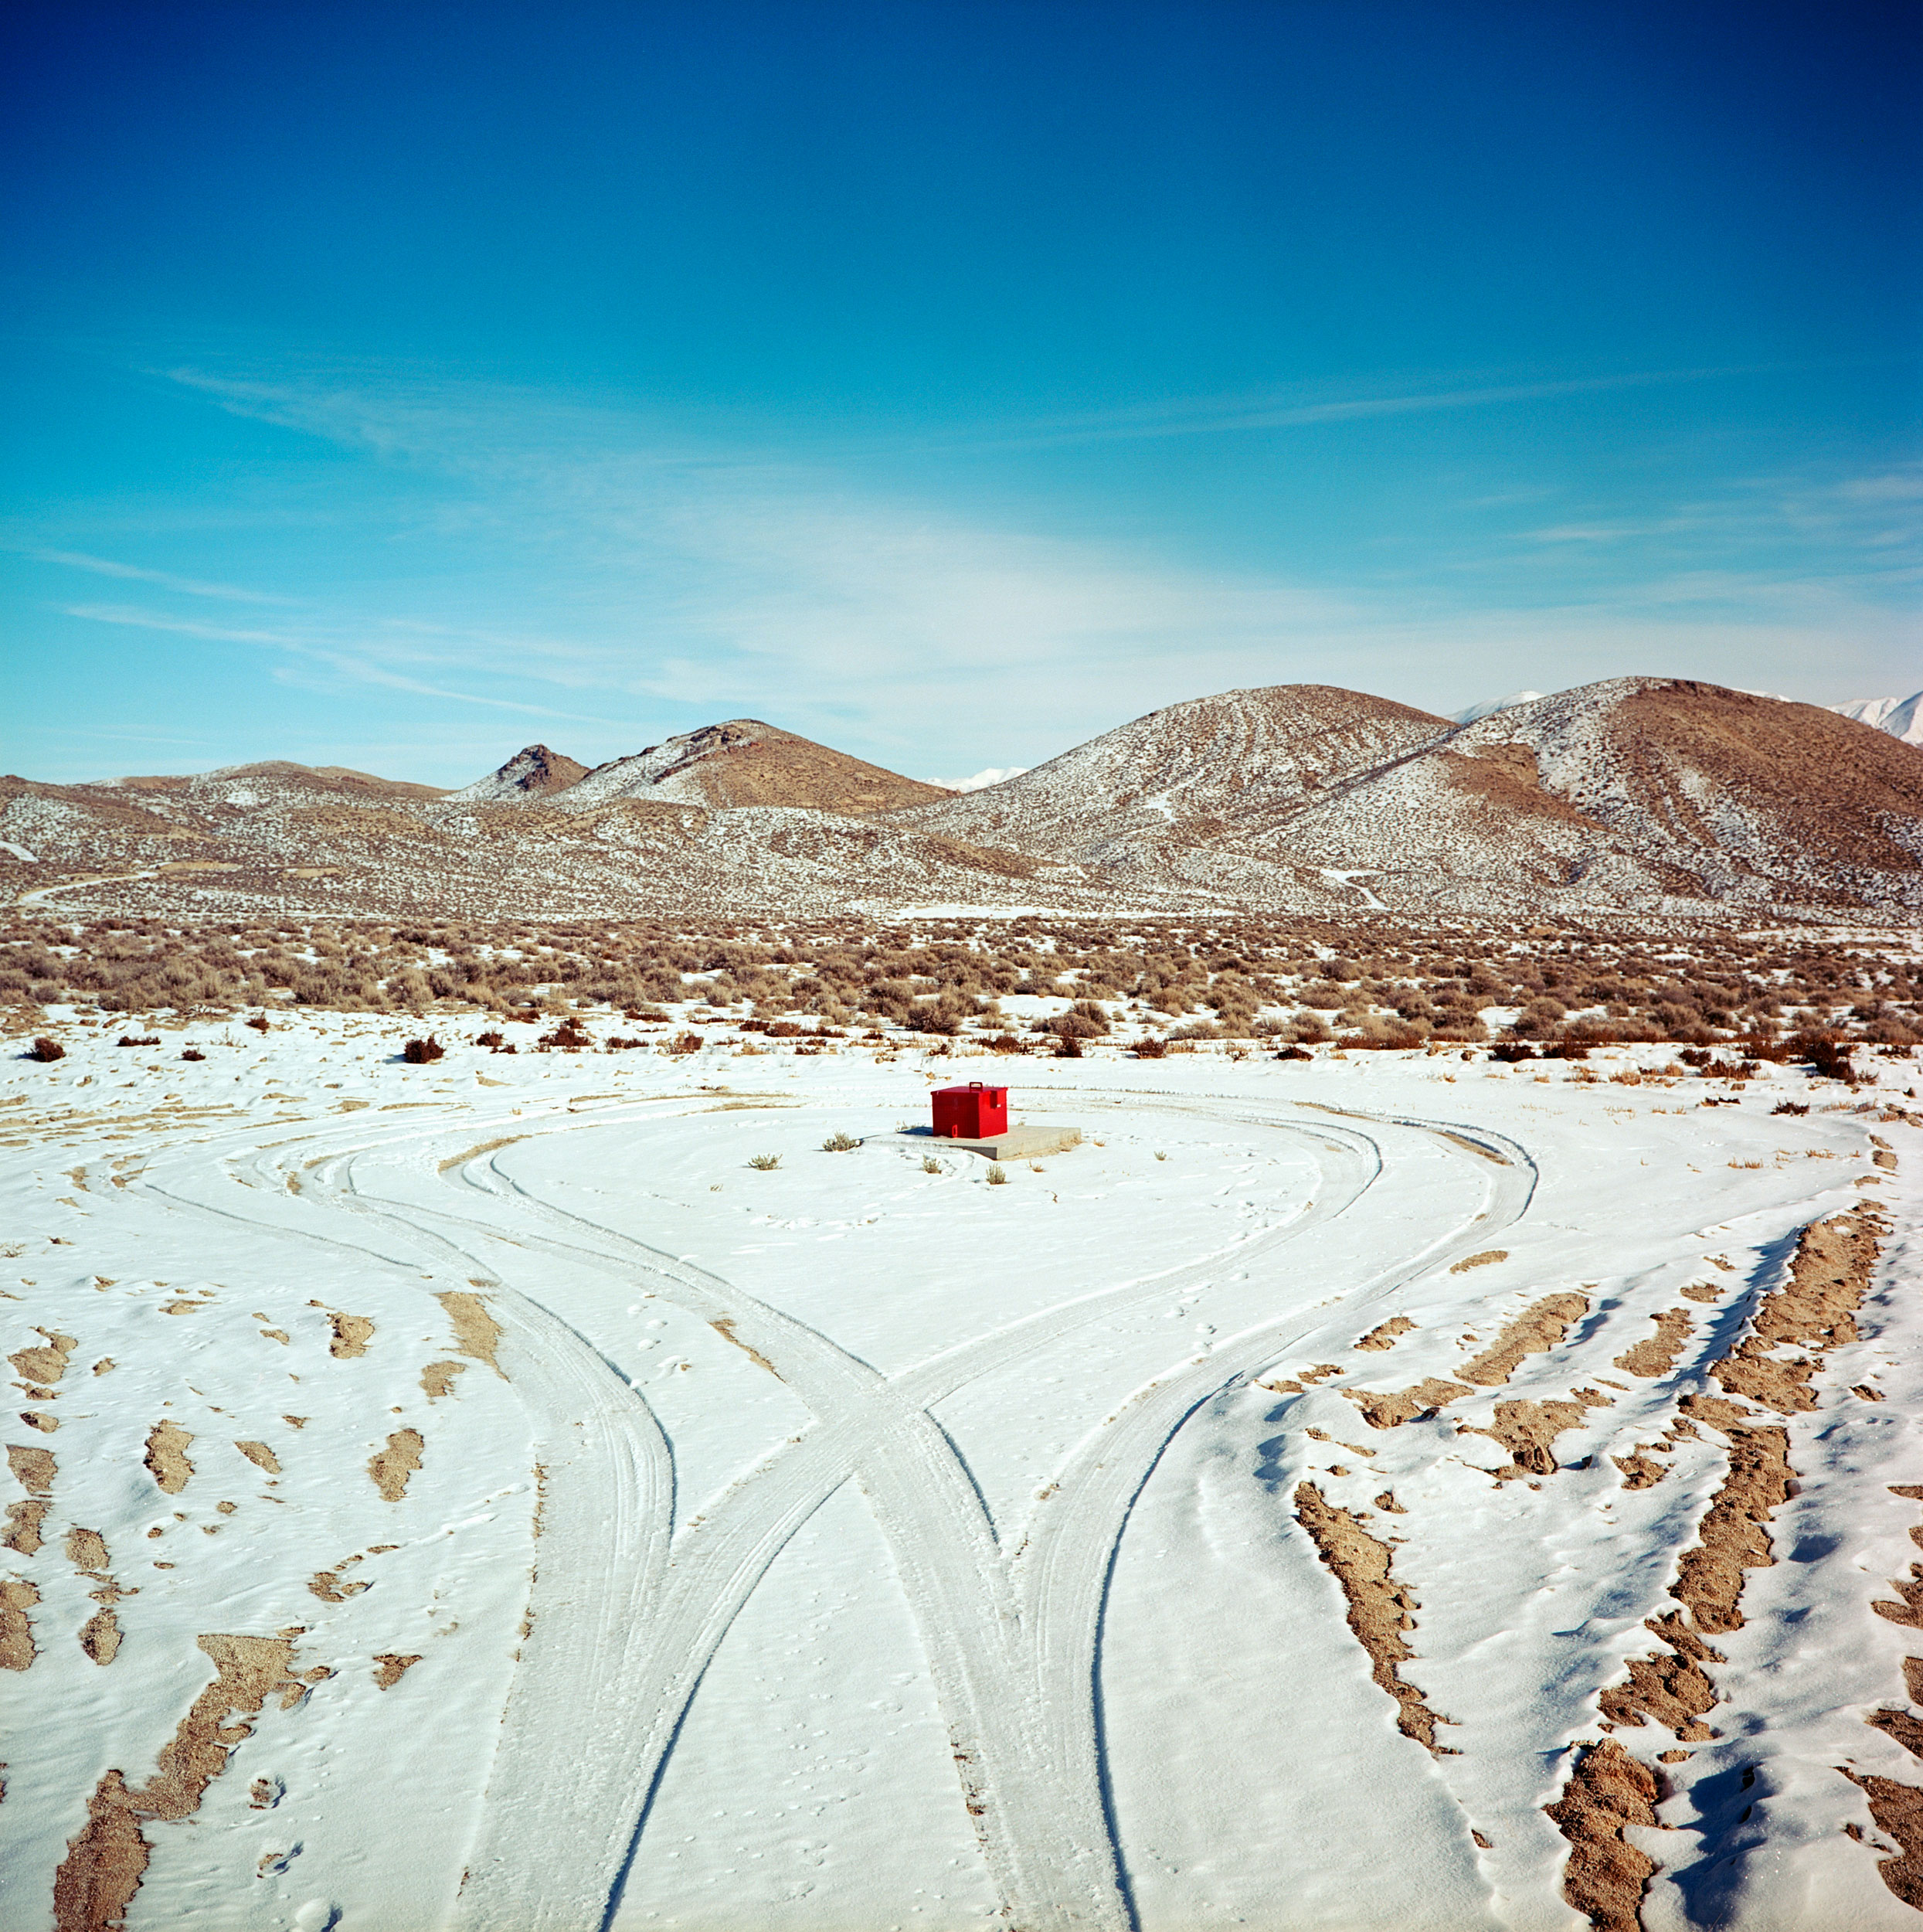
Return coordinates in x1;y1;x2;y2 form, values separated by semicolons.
2;915;1919;1066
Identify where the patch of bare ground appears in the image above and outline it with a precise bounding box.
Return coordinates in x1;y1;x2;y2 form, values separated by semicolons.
5;1497;48;1552
1473;1388;1615;1478
53;1633;323;1931
1459;1292;1591;1386
1554;1207;1889;1926
1613;1308;1694;1378
1709;1206;1885;1413
1354;1316;1414;1352
436;1289;505;1376
319;1307;374;1359
369;1428;423;1502
1842;1774;1923;1908
9;1327;76;1387
1449;1247;1509;1273
1342;1293;1592;1436
710;1316;780;1376
2;1573;40;1668
372;1651;422;1689
142;1422;192;1494
437;1134;525;1174
234;1439;280;1475
1293;1481;1452;1752
421;1359;466;1400
1544;1739;1663;1932
9;1441;56;1495
1340;1377;1471;1430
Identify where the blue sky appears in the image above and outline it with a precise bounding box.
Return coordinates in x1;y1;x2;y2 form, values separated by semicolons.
2;0;1918;785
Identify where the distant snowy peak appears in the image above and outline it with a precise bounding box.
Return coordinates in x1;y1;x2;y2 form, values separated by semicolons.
1452;690;1546;723
447;743;590;805
1831;692;1923;747
926;767;1029;793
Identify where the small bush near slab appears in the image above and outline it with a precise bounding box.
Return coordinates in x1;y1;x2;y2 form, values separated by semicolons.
403;1036;445;1064
821;1131;860;1152
922;1155;942;1173
985;1164;1007;1185
748;1153;781;1170
28;1036;64;1061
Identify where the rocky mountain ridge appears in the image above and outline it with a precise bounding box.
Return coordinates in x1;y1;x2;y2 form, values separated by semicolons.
4;678;1918;924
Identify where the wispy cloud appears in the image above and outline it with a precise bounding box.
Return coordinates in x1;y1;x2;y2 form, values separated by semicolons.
31;549;294;603
36;362;1915;774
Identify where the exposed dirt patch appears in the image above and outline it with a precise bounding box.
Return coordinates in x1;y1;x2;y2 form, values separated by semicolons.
421;1359;467;1400
1449;1248;1509;1273
369;1429;423;1502
1293;1481;1452;1752
436;1291;505;1378
1;1573;39;1668
5;1497;49;1552
9;1327;76;1387
1841;1771;1923;1908
322;1309;374;1359
142;1422;193;1495
80;1608;121;1665
1340;1377;1472;1430
709;1316;780;1377
372;1651;423;1689
64;1526;108;1570
1613;1308;1694;1378
1710;1208;1883;1414
1599;1613;1722;1740
437;1134;525;1174
53;1632;315;1931
1354;1316;1415;1352
1473;1388;1612;1477
1672;1420;1794;1634
234;1440;280;1475
1459;1292;1590;1386
9;1441;56;1495
1544;1737;1662;1932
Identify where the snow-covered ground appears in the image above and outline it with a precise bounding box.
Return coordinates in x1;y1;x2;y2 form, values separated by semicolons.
3;1017;1920;1931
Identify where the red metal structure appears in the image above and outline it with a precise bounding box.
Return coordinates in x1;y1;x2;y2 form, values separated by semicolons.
932;1081;1009;1139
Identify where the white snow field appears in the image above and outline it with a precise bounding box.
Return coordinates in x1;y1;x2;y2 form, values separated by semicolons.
2;1022;1921;1932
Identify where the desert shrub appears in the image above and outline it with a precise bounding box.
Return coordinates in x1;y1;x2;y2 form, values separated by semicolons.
922;1155;943;1173
117;1034;160;1046
984;1033;1028;1055
539;1020;591;1052
27;1036;64;1062
244;1013;270;1032
748;1153;780;1170
1274;1044;1313;1061
403;1036;445;1063
475;1030;505;1048
1490;1042;1537;1063
1772;1100;1810;1116
1055;1033;1084;1058
666;1032;705;1055
1133;1036;1167;1058
985;1164;1007;1185
821;1132;860;1152
182;1048;206;1062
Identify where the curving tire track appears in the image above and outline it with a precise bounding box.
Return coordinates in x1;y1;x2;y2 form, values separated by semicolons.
114;1090;1534;1931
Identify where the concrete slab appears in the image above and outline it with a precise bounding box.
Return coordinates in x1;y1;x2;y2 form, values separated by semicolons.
921;1124;1082;1161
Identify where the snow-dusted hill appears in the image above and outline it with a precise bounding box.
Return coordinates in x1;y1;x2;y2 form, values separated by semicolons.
5;680;1919;922
1833;691;1923;747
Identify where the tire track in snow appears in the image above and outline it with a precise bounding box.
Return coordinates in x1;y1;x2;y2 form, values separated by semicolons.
119;1092;1532;1931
